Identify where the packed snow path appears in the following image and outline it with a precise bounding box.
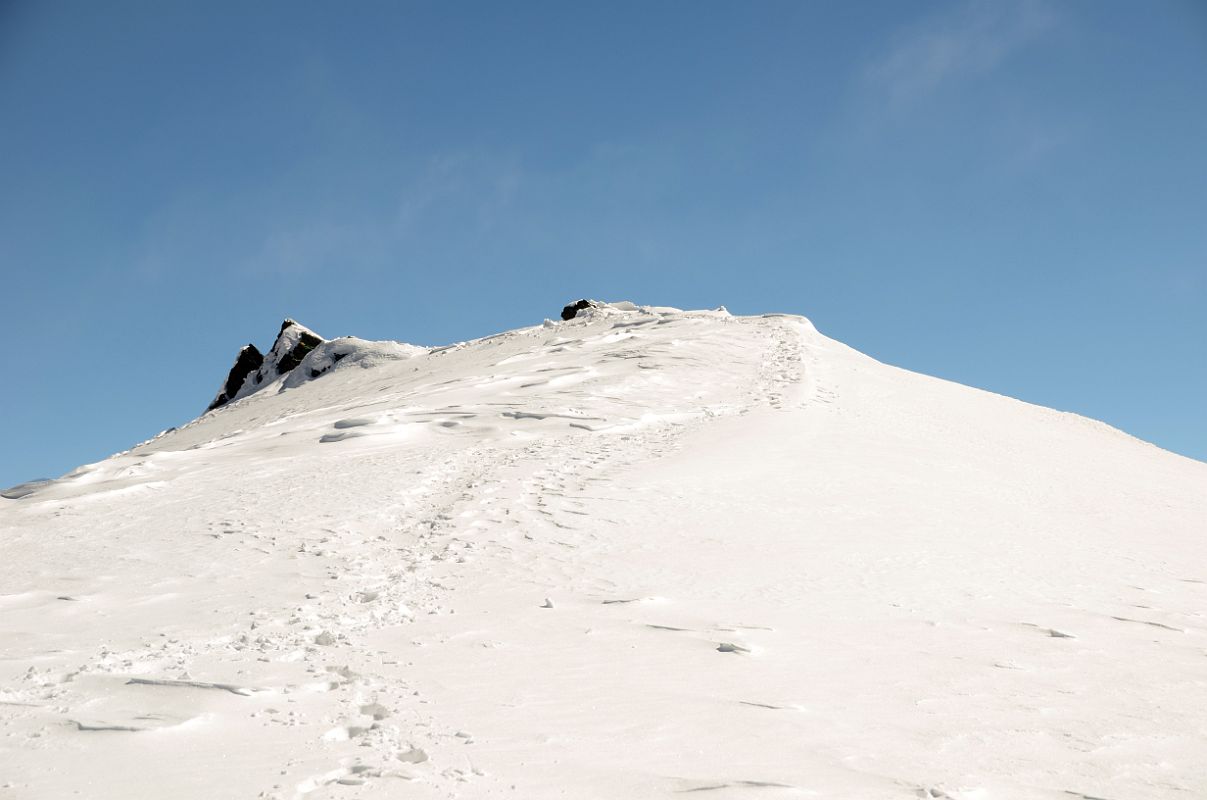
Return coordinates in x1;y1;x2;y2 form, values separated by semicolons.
2;305;1205;799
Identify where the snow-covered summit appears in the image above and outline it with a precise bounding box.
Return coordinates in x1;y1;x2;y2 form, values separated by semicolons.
207;318;325;411
205;302;734;416
558;298;733;323
2;302;1205;799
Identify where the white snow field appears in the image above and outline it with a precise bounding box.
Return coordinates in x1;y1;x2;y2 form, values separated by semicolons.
2;303;1205;800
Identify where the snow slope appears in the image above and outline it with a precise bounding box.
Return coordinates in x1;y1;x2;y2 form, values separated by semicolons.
2;303;1205;800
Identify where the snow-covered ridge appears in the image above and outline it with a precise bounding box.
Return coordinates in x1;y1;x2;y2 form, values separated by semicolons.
145;299;800;460
2;301;1205;799
204;301;745;417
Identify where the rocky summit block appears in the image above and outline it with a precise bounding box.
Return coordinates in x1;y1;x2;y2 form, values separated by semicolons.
561;299;597;321
267;319;324;375
207;319;325;412
207;345;265;411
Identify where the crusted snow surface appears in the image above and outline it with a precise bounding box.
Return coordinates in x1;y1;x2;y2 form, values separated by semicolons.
282;337;429;391
2;302;1206;799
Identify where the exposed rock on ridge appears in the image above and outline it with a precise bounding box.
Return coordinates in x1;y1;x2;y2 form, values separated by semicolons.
208;319;324;411
208;345;265;411
561;299;598;320
267;319;324;376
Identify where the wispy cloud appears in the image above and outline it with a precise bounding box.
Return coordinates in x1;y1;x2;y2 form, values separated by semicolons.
130;140;680;283
239;151;526;278
394;152;523;239
865;0;1056;106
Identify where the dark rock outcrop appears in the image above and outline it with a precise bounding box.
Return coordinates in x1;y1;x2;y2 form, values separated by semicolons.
208;319;325;412
269;318;324;375
561;299;597;321
207;345;264;411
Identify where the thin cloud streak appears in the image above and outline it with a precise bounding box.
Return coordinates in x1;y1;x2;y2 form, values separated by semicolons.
865;0;1056;106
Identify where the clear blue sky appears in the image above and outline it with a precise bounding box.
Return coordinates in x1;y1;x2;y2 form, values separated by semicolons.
2;0;1205;487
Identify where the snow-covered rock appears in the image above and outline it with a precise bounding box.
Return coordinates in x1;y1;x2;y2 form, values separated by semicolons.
2;302;1204;799
560;298;597;320
208;318;324;411
281;336;427;390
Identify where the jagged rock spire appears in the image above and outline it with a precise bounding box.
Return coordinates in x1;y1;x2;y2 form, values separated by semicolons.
207;344;265;411
207;319;324;412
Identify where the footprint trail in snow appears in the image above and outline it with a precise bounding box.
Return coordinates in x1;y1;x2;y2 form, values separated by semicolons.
2;302;1205;799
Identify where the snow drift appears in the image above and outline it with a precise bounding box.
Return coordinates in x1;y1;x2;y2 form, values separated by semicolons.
2;302;1205;800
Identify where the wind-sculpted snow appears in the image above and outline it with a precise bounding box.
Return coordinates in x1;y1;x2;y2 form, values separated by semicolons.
282;337;428;391
2;302;1205;799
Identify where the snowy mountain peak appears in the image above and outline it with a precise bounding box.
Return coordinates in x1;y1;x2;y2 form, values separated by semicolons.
4;304;1205;798
207;318;325;411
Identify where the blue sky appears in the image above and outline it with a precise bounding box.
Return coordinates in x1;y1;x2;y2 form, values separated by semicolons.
1;0;1205;487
